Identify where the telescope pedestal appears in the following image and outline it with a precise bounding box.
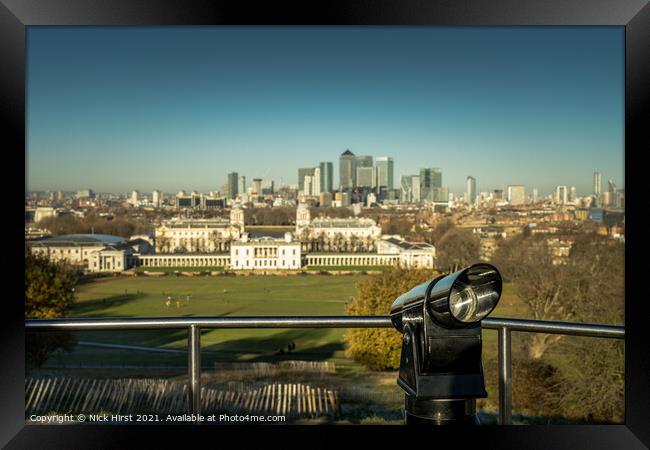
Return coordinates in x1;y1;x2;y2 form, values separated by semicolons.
404;397;479;425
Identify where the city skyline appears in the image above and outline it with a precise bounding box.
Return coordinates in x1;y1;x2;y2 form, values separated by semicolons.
27;27;624;194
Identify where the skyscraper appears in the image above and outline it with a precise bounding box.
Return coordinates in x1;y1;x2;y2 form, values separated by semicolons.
608;179;617;195
554;185;568;204
569;186;577;203
532;188;539;203
420;167;442;202
227;172;239;199
356;166;375;188
411;175;420;202
238;176;246;195
252;178;263;196
355;155;373;169
400;176;413;203
339;150;356;190
313;167;321;196
152;190;162;207
507;185;526;205
376;156;394;189
298;167;316;192
319;161;333;193
400;175;421;203
593;171;602;196
466;176;477;206
303;176;313;197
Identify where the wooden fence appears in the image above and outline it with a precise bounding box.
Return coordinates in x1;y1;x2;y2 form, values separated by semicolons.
212;360;336;376
25;377;340;420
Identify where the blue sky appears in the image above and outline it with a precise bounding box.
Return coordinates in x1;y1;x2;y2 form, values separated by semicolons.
27;26;624;195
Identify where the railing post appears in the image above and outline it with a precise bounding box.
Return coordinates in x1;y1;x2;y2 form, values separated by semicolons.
188;324;201;423
498;326;512;425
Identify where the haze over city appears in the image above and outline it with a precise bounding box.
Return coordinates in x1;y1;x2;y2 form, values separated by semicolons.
27;27;624;195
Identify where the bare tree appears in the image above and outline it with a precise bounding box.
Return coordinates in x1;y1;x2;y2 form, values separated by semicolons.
491;232;624;360
434;226;481;273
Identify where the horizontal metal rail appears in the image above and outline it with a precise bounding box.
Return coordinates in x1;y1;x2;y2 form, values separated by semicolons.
24;316;392;330
25;315;625;425
24;316;625;336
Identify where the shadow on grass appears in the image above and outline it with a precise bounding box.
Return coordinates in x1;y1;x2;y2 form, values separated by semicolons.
72;293;145;316
43;324;344;369
201;329;344;363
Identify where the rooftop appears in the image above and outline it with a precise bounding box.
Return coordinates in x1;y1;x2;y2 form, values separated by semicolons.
383;237;434;250
311;218;377;228
30;234;126;246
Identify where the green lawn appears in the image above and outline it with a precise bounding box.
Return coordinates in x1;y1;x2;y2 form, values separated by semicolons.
52;275;368;368
34;274;621;424
45;276;528;371
305;265;391;272
133;266;225;273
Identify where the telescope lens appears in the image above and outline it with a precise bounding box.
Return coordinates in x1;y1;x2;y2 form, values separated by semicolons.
448;265;502;323
449;282;479;322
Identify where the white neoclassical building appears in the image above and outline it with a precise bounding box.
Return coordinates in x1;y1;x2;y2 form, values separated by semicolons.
295;203;382;242
154;206;244;253
230;233;301;270
306;253;399;267
137;254;230;269
375;236;436;268
306;237;435;269
28;234;154;273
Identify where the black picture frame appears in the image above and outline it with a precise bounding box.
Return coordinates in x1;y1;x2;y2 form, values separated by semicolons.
2;0;648;448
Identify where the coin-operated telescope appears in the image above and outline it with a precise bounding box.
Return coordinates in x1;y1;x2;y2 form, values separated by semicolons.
390;263;503;425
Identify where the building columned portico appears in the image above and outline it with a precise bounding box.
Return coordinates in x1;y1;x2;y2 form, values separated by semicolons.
230;233;301;270
137;254;230;268
306;254;399;266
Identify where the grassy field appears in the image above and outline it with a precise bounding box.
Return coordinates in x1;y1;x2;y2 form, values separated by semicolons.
43;275;526;371
33;273;622;424
133;266;225;273
305;265;391;272
51;275;367;368
37;274;596;423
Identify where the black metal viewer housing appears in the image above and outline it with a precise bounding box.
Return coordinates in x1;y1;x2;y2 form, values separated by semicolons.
390;263;503;424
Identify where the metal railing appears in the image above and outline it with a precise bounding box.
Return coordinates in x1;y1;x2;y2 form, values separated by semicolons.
25;316;624;425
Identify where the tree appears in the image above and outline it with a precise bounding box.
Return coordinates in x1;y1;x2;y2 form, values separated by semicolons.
552;234;624;422
489;230;625;422
434;226;481;273
430;219;455;243
382;217;412;236
491;231;624;359
25;249;78;368
38;213;154;238
344;267;438;370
